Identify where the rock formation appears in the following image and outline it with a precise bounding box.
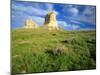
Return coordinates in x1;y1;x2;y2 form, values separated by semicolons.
24;19;38;29
24;11;59;30
44;11;59;30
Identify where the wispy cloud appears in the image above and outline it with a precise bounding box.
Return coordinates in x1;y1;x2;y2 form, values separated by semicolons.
12;1;59;16
61;4;96;25
71;24;80;30
58;21;68;28
62;4;79;17
12;3;48;17
67;7;79;16
58;20;80;30
77;6;96;25
27;16;45;25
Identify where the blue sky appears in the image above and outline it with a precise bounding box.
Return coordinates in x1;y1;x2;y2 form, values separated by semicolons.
12;0;96;30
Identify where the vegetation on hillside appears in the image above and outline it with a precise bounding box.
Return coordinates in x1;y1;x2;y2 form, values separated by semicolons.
12;28;96;74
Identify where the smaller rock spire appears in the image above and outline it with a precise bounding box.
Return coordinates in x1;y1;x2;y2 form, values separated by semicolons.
24;19;38;29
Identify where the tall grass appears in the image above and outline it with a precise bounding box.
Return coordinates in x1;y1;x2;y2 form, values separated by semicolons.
12;29;96;74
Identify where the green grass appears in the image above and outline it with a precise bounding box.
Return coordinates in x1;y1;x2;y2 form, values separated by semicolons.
12;28;96;74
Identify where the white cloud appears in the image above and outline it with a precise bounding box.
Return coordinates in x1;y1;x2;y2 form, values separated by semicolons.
57;21;68;27
68;7;79;16
44;4;54;11
62;5;79;17
82;6;95;16
72;24;80;30
75;6;95;25
72;14;96;25
12;3;26;12
62;5;96;25
12;2;59;17
78;6;96;25
27;16;45;25
12;3;48;16
57;20;80;30
79;28;95;31
43;4;59;15
70;19;82;24
27;6;48;16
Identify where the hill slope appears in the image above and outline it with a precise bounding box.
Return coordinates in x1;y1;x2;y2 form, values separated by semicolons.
12;29;96;74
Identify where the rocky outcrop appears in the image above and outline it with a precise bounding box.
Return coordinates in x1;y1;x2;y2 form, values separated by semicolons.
24;19;38;29
24;11;59;30
44;11;59;30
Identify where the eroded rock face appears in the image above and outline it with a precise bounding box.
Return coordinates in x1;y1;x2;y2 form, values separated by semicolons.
44;11;59;30
24;19;38;29
24;11;59;30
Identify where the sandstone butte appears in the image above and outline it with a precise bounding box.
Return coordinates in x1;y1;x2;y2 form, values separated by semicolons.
24;19;38;29
43;11;59;30
24;11;59;30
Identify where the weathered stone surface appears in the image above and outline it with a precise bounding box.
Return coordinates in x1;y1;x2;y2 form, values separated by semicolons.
44;11;59;30
24;19;38;29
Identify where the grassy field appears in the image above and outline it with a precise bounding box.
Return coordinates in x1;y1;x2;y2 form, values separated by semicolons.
12;28;96;74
